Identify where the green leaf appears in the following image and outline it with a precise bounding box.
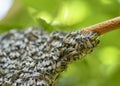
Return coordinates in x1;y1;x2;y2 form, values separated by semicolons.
21;0;60;17
37;18;54;32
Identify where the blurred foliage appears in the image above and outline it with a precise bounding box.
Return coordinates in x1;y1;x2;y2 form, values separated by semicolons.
0;0;120;86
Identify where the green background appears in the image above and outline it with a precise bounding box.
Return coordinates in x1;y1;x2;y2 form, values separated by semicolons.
0;0;120;86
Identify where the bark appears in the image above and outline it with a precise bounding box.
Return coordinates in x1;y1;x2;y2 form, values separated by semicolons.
82;16;120;35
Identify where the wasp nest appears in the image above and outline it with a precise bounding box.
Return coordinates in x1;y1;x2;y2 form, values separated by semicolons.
0;27;99;86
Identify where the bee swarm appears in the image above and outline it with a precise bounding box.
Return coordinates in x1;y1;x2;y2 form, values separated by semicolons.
0;27;99;86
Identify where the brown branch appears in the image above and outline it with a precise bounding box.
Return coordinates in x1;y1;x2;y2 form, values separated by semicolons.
82;16;120;35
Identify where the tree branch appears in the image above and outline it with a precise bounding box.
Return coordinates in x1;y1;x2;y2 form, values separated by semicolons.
82;16;120;35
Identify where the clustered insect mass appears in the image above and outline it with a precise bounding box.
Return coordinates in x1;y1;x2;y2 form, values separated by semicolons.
0;27;99;86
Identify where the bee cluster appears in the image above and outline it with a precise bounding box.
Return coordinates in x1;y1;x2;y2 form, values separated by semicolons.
0;27;99;86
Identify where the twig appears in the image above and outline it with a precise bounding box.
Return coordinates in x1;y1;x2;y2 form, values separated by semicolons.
82;16;120;35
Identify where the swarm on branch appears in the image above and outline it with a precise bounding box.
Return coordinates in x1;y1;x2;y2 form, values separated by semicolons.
0;17;120;86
